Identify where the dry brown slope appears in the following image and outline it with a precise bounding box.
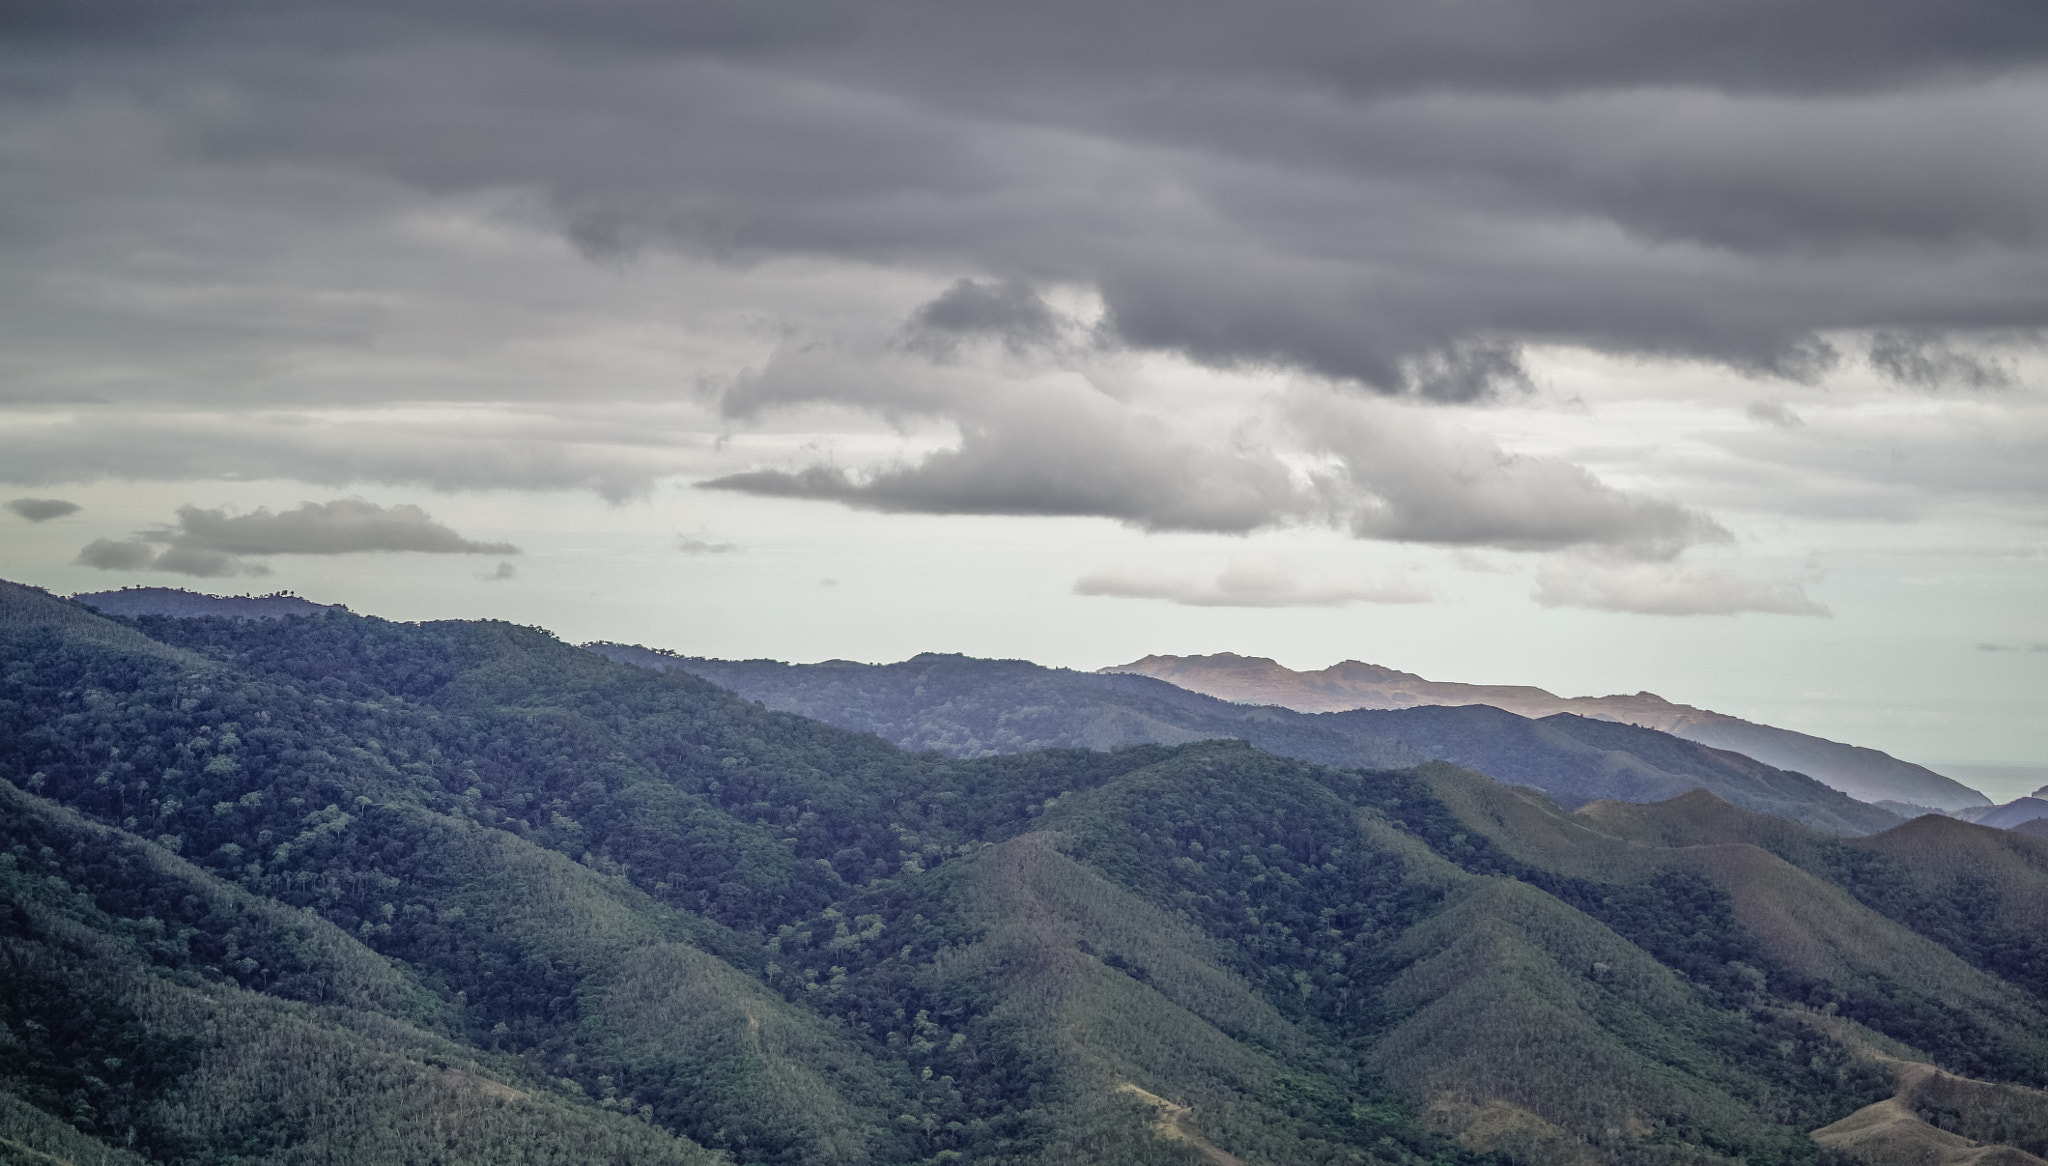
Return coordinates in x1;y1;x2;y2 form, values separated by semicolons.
1815;1055;2048;1166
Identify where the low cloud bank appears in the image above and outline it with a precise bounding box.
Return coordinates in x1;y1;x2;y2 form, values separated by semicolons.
75;499;519;578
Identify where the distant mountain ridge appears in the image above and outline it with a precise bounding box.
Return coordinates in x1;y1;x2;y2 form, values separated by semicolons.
593;646;1902;835
1104;652;1989;811
1959;796;2048;831
73;585;346;620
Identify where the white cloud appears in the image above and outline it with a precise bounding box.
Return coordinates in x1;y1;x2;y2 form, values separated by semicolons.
1074;560;1433;607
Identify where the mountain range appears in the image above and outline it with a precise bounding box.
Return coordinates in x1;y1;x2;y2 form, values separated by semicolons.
7;580;2048;1166
1104;653;1989;812
591;648;1900;836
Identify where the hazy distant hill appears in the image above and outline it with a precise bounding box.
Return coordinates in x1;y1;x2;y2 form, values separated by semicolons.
73;585;346;620
12;579;2048;1166
1105;652;1989;811
597;647;1900;836
1958;796;2048;831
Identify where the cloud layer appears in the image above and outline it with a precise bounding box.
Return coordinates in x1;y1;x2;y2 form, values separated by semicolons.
76;499;519;577
3;0;2044;406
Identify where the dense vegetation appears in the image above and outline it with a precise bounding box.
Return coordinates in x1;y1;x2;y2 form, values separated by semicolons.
2;580;2045;1166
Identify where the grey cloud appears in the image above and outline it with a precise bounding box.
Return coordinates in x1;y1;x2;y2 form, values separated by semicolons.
1869;331;2016;390
6;497;81;522
1074;563;1432;608
910;279;1059;350
3;5;2042;406
76;538;170;572
74;498;518;576
676;536;740;554
168;500;518;556
1532;558;1828;616
1296;395;1725;557
706;385;1729;557
482;560;516;581
704;403;1308;533
1977;641;2048;653
13;0;2044;98
74;537;265;578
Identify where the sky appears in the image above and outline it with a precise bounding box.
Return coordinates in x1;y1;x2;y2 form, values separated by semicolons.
1;0;2044;777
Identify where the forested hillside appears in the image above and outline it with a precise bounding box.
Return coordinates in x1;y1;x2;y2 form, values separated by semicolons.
5;580;2047;1166
594;648;1898;835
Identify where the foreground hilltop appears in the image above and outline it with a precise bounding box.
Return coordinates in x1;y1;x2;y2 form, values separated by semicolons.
1106;652;1987;811
7;578;2048;1166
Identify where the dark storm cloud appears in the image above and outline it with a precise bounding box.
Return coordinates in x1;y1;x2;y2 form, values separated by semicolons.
74;499;519;577
5;497;80;522
11;0;2043;95
3;0;2043;401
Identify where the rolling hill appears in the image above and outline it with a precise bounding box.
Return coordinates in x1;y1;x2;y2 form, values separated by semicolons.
3;579;2046;1166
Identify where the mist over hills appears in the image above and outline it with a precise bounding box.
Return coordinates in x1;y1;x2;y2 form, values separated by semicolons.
1104;653;1988;812
6;579;2048;1166
595;647;1900;836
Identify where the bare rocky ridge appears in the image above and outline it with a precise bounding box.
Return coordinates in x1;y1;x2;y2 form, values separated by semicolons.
1104;652;1989;810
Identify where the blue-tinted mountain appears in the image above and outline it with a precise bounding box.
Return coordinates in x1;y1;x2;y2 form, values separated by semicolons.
1105;653;1989;811
593;647;1899;836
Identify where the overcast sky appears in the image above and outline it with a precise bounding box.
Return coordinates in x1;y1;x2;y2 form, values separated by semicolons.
2;0;2044;776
